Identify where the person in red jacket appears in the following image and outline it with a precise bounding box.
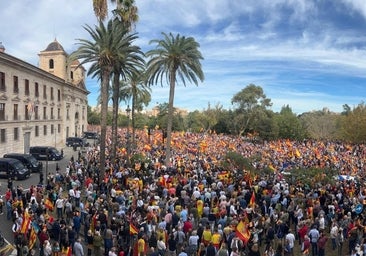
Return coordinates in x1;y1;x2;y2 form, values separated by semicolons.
183;217;193;234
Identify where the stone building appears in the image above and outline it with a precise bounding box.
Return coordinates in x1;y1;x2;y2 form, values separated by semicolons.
0;39;89;155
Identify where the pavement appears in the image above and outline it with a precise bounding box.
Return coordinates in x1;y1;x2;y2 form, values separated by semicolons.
0;144;82;256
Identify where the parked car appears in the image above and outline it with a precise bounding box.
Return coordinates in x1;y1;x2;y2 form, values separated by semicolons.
66;137;89;147
82;131;100;140
3;153;43;172
0;158;30;180
29;146;63;161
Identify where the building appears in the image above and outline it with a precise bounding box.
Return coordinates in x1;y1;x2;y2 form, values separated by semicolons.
0;39;89;155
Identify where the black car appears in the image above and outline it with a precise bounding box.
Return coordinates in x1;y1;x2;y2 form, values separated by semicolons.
0;158;30;180
3;153;43;172
66;137;89;147
29;146;63;161
83;131;100;140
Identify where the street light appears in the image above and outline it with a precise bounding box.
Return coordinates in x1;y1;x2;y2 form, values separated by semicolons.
126;105;131;167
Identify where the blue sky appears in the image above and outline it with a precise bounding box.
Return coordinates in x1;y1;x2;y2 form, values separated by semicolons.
1;0;366;114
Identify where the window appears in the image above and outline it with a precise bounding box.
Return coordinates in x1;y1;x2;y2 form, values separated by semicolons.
70;71;74;80
51;107;54;119
0;103;5;121
51;124;54;134
50;87;54;100
0;129;5;143
57;89;61;101
35;126;39;137
43;125;47;135
49;59;54;69
13;76;19;93
25;79;30;95
25;105;30;120
34;106;39;120
14;127;19;140
58;124;61;133
43;84;47;99
0;72;5;91
66;108;70;120
13;104;18;120
35;82;39;97
57;108;61;119
43;106;47;119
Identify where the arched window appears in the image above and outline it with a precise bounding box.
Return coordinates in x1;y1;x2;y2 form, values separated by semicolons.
49;59;54;69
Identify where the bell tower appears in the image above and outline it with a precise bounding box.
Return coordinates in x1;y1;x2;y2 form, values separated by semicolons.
38;38;68;81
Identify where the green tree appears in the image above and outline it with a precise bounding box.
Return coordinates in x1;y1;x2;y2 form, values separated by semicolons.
275;105;305;140
146;32;204;166
109;0;142;162
119;72;151;149
299;108;338;140
71;19;132;183
231;84;272;136
338;102;366;143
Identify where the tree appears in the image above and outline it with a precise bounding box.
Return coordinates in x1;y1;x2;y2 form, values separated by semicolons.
299;108;338;140
119;72;151;149
231;84;272;136
109;0;142;162
92;0;138;24
145;32;204;166
338;102;366;143
71;19;133;183
274;105;306;140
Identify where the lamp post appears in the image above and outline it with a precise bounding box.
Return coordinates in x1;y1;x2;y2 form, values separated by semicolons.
126;105;131;167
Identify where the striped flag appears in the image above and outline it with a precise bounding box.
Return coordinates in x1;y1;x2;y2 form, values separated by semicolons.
20;211;31;234
44;198;54;211
130;223;138;235
249;191;256;207
28;227;37;249
236;220;251;245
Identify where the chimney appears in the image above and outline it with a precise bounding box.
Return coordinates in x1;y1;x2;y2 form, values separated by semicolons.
0;42;5;53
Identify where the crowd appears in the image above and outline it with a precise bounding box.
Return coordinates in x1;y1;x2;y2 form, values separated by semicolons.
3;127;366;256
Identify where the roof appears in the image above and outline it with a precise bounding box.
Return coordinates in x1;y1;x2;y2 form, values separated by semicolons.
44;39;65;52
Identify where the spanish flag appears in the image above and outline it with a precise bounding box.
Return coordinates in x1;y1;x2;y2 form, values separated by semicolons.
236;220;251;245
130;223;138;235
44;198;54;211
249;191;256;207
65;246;72;256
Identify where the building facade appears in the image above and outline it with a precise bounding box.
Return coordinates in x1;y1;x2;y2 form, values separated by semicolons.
0;39;89;155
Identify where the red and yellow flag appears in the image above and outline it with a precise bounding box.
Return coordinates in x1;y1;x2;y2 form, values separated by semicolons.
20;211;31;234
249;191;256;207
44;198;54;211
130;223;138;235
28;227;37;249
236;220;251;245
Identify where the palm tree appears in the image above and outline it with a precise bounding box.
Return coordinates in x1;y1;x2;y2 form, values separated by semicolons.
71;19;139;183
145;32;204;166
119;71;151;148
110;46;145;161
109;0;141;162
93;0;138;24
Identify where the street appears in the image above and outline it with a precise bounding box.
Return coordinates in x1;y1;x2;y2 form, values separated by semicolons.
0;145;81;255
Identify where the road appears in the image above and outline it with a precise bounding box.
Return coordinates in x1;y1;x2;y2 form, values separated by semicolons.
0;145;81;255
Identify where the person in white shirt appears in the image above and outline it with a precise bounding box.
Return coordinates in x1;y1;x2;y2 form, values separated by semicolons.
285;229;296;256
157;237;167;255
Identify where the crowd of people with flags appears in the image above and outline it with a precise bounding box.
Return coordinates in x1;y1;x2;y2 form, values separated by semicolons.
3;127;366;256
